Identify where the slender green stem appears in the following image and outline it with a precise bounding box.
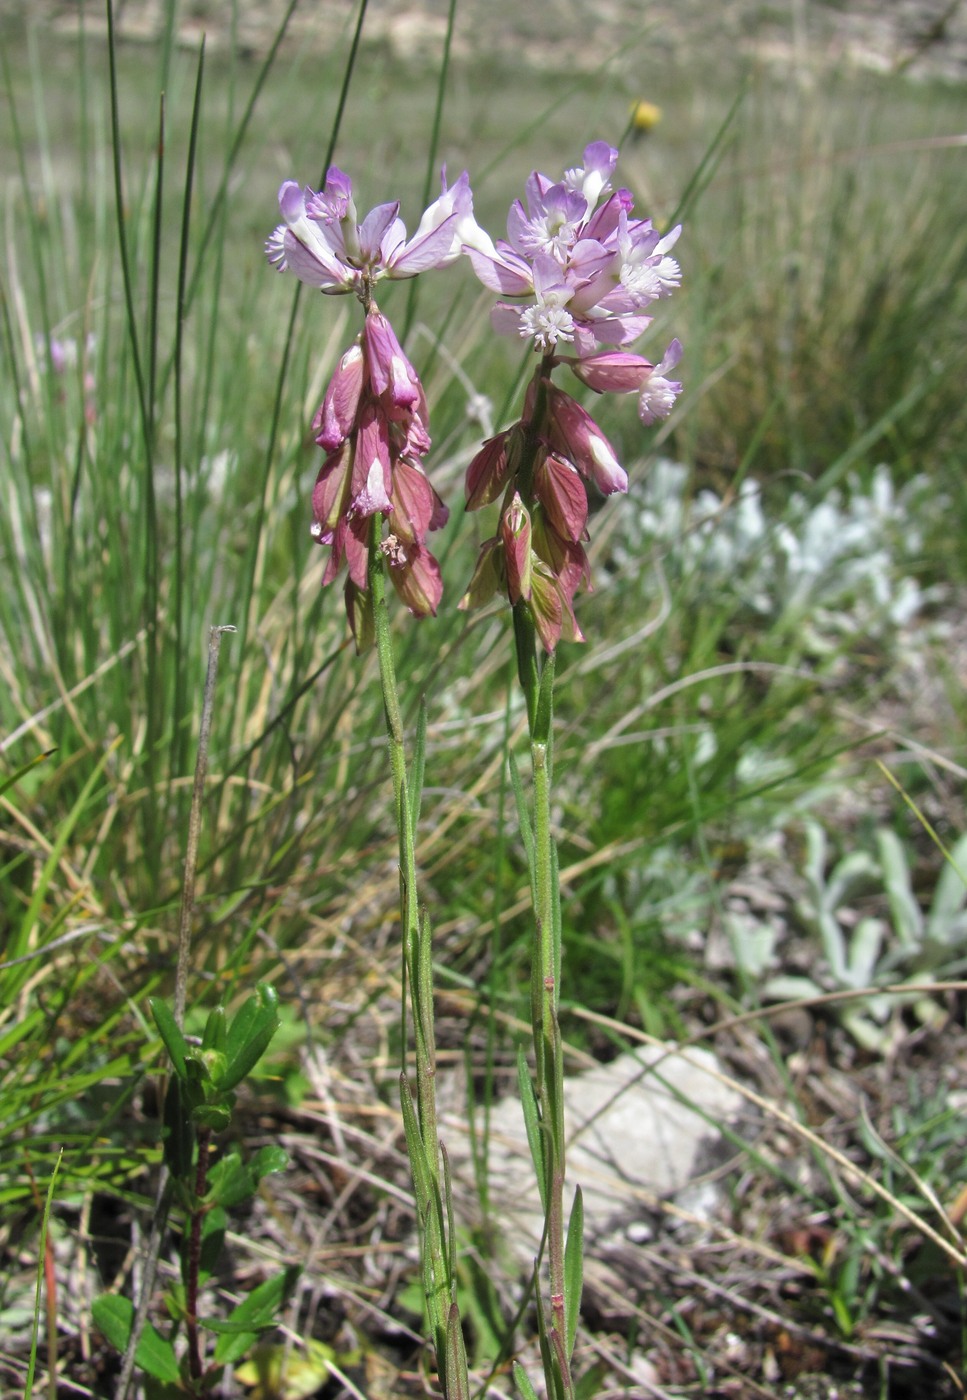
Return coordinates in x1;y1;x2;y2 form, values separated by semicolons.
369;519;466;1394
510;354;575;1392
184;1126;212;1385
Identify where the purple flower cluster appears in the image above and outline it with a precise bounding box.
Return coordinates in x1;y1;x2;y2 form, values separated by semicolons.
464;141;683;427
459;143;684;650
267;144;683;651
267;166;483;643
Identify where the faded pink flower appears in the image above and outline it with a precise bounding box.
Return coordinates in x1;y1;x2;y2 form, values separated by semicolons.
270;169;473;644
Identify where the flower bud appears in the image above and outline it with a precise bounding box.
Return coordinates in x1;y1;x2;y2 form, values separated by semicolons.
501;493;533;604
567;350;652;396
313;343;365;451
459;537;504;611
545;384;628;494
465;429;513;510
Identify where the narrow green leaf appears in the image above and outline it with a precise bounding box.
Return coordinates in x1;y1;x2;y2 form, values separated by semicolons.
0;749;54;801
91;1297;180;1383
201;1005;228;1053
12;738;119;962
199;1205;228;1281
211;1265;300;1365
399;1073;433;1218
161;1074;194;1178
513;1361;541;1400
517;1050;546;1213
225;983;279;1062
509;753;536;875
563;1186;584;1360
150;999;189;1081
25;1149;62;1400
408;695;428;832
445;1302;471;1400
441;1142;457;1293
533;650;555;748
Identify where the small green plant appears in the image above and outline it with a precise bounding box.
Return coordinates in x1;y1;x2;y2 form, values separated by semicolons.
92;985;292;1397
760;820;967;1048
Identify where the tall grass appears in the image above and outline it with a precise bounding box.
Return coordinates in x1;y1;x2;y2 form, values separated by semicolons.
1;0;966;1391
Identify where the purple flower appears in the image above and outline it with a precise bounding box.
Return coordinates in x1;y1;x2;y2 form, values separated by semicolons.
268;159;474;643
458;142;683;651
267;166;484;302
463;141;682;362
567;339;684;426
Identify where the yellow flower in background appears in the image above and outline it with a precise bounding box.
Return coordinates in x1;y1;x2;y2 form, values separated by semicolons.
630;99;662;133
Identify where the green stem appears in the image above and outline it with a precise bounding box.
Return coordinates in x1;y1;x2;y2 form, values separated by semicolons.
511;353;574;1391
369;519;459;1389
369;520;439;1161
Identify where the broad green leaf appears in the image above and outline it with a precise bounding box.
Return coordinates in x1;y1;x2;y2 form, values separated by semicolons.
929;831;967;936
236;1340;341;1399
221;984;281;1090
91;1296;180;1383
563;1186;584;1360
211;1265;300;1365
191;1102;233;1132
205;1152;253;1209
251;1144;289;1183
876;829;922;949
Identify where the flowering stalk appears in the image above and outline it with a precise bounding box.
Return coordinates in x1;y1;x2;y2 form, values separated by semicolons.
458;142;684;1396
267;166;481;1396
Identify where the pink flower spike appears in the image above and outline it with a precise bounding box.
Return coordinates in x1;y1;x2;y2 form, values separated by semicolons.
568;350;653;395
502;493;533;604
316;167;355;223
464;245;534;297
313;343;365;450
563;142;619;205
392;169;488;273
344;515;371;590
529;564;565;653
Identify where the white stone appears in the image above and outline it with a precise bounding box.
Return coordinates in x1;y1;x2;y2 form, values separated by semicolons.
442;1045;744;1263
